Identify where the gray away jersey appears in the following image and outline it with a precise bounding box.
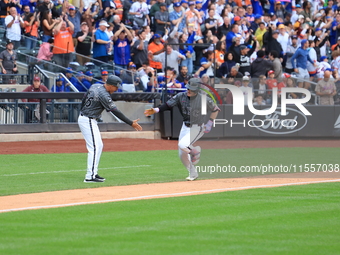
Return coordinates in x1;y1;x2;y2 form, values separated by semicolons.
80;83;117;119
166;92;219;125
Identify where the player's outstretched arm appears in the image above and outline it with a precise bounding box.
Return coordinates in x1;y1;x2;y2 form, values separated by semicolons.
144;108;158;116
144;103;172;116
110;108;142;131
132;119;142;131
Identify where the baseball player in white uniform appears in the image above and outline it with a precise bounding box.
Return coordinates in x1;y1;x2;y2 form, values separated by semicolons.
144;78;220;181
78;75;142;183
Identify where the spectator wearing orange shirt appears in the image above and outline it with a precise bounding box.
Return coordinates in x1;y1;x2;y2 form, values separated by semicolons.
185;2;202;36
234;0;251;7
148;34;164;72
52;15;75;69
215;41;226;69
113;0;124;21
23;12;40;51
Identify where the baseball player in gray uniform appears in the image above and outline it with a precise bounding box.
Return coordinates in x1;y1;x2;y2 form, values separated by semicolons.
78;75;142;183
144;78;220;181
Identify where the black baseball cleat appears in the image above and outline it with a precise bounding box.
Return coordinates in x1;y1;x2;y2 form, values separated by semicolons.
95;174;105;181
84;177;104;183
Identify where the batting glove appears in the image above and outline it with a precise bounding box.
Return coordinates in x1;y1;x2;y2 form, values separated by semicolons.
204;119;213;133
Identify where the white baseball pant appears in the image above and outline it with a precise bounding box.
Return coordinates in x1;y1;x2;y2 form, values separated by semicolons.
178;123;205;176
78;115;103;180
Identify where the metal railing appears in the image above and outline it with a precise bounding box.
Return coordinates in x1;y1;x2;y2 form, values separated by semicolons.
0;101;81;124
0;74;30;85
0;92;160;124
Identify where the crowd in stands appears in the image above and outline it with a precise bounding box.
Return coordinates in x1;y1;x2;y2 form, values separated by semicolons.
0;0;340;105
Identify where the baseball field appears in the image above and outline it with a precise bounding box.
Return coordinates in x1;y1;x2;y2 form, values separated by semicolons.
0;138;339;254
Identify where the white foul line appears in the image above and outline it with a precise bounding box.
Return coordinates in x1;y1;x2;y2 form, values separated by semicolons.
0;178;339;213
1;165;151;177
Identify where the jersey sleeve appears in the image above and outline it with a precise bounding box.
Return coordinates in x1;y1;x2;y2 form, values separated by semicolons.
99;89;117;112
206;95;220;112
166;93;181;108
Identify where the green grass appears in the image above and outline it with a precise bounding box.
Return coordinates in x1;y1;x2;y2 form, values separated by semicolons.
0;147;339;196
0;183;339;255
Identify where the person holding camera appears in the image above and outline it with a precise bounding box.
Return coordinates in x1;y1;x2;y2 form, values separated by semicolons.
120;62;145;92
23;12;40;50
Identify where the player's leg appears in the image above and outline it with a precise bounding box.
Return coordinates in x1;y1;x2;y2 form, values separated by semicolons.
187;124;205;165
178;124;205;180
178;124;197;180
78;116;104;182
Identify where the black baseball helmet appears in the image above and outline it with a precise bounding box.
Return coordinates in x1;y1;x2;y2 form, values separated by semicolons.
106;75;122;87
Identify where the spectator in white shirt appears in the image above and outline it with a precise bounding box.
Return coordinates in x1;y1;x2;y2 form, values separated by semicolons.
5;7;24;49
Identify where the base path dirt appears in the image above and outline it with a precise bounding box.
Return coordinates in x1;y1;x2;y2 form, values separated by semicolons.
0;139;339;213
0;172;339;213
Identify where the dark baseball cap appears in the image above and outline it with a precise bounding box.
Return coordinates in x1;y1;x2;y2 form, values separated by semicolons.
106;75;122;87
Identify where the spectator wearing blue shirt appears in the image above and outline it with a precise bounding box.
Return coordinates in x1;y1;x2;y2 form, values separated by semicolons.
158;67;183;95
63;68;78;91
179;31;195;74
195;50;214;78
245;5;255;23
74;72;87;92
82;71;94;90
93;20;112;65
226;23;239;50
52;77;65;92
196;1;207;23
113;23;133;69
269;0;275;14
250;14;262;32
251;0;263;16
330;14;340;46
169;2;186;32
291;39;316;90
21;0;36;13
